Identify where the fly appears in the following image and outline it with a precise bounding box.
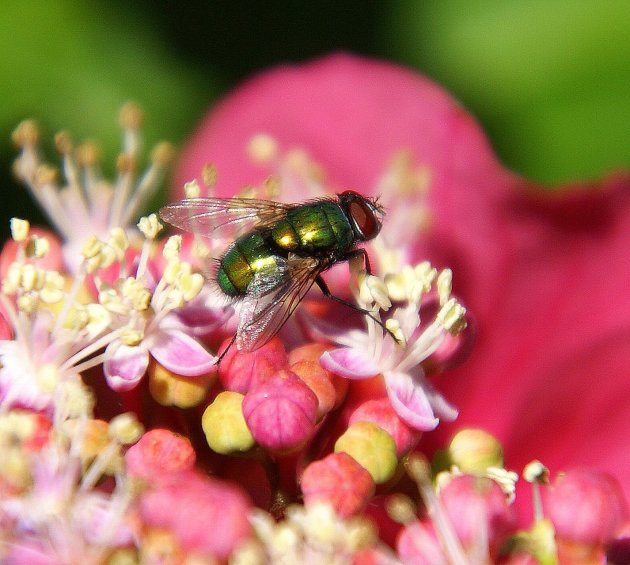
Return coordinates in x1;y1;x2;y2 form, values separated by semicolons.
159;190;389;361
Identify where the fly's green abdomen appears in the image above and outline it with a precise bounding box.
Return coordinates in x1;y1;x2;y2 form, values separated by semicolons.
217;231;279;296
272;202;354;253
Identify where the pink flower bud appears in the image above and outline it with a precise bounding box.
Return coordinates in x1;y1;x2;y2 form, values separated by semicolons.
397;520;446;565
288;343;348;409
301;452;375;518
218;336;287;393
242;369;318;452
350;398;421;456
545;469;628;546
125;428;196;481
139;469;252;559
290;358;336;421
439;474;516;554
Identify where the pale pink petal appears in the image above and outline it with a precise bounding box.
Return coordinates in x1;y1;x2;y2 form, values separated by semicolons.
104;342;149;391
150;329;216;377
320;348;380;379
385;371;438;431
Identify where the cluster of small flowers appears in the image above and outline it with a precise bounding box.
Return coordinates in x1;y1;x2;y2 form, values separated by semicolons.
0;110;628;564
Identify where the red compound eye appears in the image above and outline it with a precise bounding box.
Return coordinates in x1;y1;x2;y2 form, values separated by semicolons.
341;192;382;240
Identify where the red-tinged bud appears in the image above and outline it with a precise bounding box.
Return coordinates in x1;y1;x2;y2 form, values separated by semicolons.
349;398;421;456
138;469;252;560
125;428;196;481
439;474;516;554
288;343;348;409
242;369;318;452
301;452;375;518
334;421;398;484
219;336;288;393
397;520;447;565
290;359;336;421
545;469;628;546
202;391;255;454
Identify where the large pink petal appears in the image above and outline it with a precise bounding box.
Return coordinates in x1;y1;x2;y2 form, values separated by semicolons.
104;342;149;392
150;329;216;377
174;54;630;506
385;371;439;432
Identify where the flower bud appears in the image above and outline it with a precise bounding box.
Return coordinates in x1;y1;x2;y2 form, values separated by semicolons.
202;391;255;454
125;429;196;481
334;421;398;484
448;428;504;473
219;336;288;393
242;369;318;452
350;398;421;456
148;360;212;408
439;474;516;554
545;469;628;546
301;452;375;518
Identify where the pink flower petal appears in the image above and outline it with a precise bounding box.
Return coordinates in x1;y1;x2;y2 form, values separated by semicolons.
385;371;438;431
320;348;380;380
103;342;149;391
150;329;216;377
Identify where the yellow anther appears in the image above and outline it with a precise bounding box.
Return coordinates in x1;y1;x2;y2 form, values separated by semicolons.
437;268;453;306
99;288;128;315
137;214;162;240
86;303;112;336
57;380;95;419
108;413;144;445
178;272;204;302
20;264;40;292
163;257;190;285
10;218;30;242
162;235;182;259
151;141;175;167
4;263;23;293
54;130;73;155
108;227;129;258
119;101;144;130
120;328;144;346
11;119;40;147
25;235;50;259
76;141;101;168
248;133;278;164
360;275;391;311
523;460;550;485
121;278;151;311
437;298;467;335
37;363;60;393
184;180;201;198
385;318;406;346
40;271;65;304
82;235;103;260
414;261;437;291
202;163;218;188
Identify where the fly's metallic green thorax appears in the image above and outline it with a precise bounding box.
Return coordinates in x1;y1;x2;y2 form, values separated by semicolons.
271;202;354;253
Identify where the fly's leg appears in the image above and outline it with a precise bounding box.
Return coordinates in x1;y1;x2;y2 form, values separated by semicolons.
215;333;237;364
315;269;402;345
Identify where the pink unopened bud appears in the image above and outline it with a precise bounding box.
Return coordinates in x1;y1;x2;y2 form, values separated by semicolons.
439;474;516;554
350;398;421;456
219;336;288;393
397;520;446;565
289;356;336;421
242;369;318;452
301;452;375;518
288;343;348;409
545;469;628;546
125;428;196;481
139;469;252;559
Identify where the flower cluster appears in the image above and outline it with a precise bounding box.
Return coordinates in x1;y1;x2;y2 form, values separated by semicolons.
2;53;630;564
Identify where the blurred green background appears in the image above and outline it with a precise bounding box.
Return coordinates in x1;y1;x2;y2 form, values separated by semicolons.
2;0;629;240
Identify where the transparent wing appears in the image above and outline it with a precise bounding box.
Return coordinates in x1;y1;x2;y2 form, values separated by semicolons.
235;255;323;352
159;197;293;238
